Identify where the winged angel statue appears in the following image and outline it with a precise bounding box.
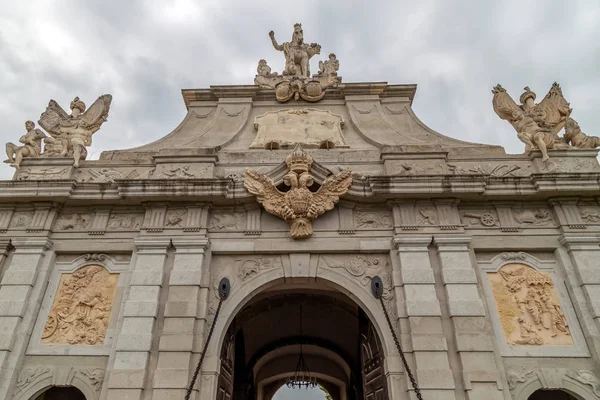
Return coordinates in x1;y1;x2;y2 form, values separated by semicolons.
38;94;112;167
491;83;571;161
244;145;352;239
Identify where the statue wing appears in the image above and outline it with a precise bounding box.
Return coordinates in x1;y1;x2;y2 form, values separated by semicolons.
38;100;69;137
491;84;521;122
81;94;113;133
244;169;287;218
311;169;352;216
536;82;572;133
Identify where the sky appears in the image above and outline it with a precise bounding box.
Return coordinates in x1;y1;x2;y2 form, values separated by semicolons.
0;0;598;396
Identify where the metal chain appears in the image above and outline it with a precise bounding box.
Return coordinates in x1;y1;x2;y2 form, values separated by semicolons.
377;290;424;400
184;293;224;400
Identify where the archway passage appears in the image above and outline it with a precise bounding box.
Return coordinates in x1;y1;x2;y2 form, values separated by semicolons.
32;386;86;400
528;389;580;400
216;284;389;400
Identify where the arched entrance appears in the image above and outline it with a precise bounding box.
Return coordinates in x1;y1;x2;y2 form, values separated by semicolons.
215;283;390;400
32;386;86;400
528;389;581;400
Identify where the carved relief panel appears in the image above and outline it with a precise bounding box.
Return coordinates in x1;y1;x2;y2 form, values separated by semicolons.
479;252;588;357
42;265;118;345
488;263;571;346
28;254;129;356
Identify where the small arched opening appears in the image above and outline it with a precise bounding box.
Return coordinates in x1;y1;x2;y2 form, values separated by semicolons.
31;386;86;400
528;389;581;400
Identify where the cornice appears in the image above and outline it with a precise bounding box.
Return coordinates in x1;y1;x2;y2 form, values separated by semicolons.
0;172;598;204
181;82;417;109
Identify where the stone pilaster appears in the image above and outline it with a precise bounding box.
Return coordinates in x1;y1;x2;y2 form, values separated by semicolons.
433;235;503;400
557;234;600;357
0;237;53;399
152;238;210;400
393;236;456;400
106;237;171;400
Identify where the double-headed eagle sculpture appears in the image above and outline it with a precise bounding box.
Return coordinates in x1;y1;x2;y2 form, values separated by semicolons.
5;94;112;168
244;145;352;239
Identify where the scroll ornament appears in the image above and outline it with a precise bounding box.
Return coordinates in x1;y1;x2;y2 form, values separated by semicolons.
244;145;352;239
4;94;112;169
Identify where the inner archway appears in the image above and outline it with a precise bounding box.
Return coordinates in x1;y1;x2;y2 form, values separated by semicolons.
215;283;389;400
32;386;86;400
528;389;580;400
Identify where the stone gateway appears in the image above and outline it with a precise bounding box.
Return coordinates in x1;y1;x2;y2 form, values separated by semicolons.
1;23;600;400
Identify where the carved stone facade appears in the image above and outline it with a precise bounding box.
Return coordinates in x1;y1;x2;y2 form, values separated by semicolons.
1;23;600;400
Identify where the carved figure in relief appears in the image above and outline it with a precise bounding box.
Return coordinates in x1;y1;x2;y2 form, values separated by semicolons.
270;24;321;78
320;256;394;305
354;211;392;229
4;121;47;168
56;212;92;230
564;118;600;149
107;214;142;230
42;265;118;345
238;257;282;281
518;289;542;327
488;263;572;346
513;317;543;345
417;208;437;225
209;212;245;231
566;370;600;397
580;208;600;223
165;210;186;227
38;94;112;167
244;145;352;239
506;369;536;390
513;208;553;226
491;84;571;161
161;164;196;178
462;211;499;227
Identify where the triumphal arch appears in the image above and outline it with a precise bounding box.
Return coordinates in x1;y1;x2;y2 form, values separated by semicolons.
2;23;600;400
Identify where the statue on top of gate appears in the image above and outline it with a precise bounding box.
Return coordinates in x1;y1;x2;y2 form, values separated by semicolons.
254;23;341;103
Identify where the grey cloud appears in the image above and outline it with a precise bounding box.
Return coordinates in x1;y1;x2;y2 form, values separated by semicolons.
0;0;599;184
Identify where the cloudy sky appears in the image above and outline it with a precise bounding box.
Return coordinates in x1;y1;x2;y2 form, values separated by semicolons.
0;0;598;394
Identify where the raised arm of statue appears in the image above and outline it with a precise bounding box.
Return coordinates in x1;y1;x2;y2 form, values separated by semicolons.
269;31;283;51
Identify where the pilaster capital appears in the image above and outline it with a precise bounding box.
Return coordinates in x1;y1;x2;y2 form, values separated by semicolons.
172;237;210;251
433;235;472;250
11;237;53;251
393;236;431;251
134;237;172;252
559;234;600;251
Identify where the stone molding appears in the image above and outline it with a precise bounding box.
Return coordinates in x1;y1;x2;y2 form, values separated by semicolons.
479;252;589;357
507;367;600;400
26;254;129;356
12;365;104;400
